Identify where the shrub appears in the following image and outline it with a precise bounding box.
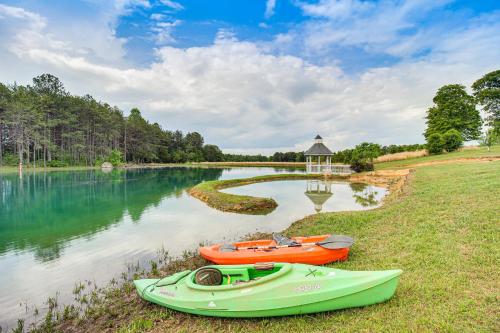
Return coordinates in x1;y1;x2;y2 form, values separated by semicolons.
48;160;68;167
349;142;379;172
107;149;123;166
2;153;19;166
427;133;444;154
94;157;104;167
350;159;374;173
480;129;500;149
442;129;463;152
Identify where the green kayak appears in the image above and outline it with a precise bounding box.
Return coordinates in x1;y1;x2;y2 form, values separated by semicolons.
134;263;401;317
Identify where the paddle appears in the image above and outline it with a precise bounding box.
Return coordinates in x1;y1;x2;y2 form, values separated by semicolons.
316;235;354;249
236;235;354;251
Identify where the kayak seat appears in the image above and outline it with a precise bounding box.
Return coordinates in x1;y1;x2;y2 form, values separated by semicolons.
220;268;251;284
219;244;237;252
195;268;223;286
186;264;291;291
273;233;300;247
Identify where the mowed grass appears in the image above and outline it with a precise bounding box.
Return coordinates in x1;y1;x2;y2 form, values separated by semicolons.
375;145;500;170
284;161;499;332
169;161;498;332
46;159;498;333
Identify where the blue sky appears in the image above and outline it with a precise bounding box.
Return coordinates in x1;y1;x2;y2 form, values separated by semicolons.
0;0;499;152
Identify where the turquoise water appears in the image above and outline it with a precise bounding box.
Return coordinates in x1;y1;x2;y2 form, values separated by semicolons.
0;167;385;328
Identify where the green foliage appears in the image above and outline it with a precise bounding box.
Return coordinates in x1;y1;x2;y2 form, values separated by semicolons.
117;318;154;333
353;142;381;161
108;149;123;166
424;84;481;141
427;133;444;155
48;160;69;167
12;319;24;333
172;150;187;163
271;151;305;162
348;142;380;172
202;144;224;162
479;128;500;149
223;153;269;162
472;70;500;135
442;129;463;152
380;144;426;155
350;159;374;172
1;153;18;166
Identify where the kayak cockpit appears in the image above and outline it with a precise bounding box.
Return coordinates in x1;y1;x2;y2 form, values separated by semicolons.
186;263;292;290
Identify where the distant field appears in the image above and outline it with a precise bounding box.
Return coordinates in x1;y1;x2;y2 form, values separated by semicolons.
375;149;428;162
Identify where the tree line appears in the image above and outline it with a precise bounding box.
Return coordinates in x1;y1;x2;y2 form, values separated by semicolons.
1;70;497;168
0;74;227;167
0;69;424;170
424;70;499;154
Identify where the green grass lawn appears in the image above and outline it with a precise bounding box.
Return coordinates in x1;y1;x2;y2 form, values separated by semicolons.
28;155;499;333
375;145;500;170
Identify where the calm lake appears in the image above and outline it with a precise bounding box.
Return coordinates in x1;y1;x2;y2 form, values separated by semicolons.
0;167;386;328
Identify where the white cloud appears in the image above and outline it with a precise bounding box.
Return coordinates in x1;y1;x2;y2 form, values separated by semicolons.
297;0;454;57
152;20;182;45
299;0;374;19
265;0;276;19
159;0;184;11
0;4;46;29
150;13;166;21
0;3;498;153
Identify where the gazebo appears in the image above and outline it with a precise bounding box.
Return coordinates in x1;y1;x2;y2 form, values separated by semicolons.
304;135;352;175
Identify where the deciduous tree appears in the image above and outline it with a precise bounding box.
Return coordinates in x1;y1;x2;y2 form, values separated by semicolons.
424;84;481;141
472;70;500;136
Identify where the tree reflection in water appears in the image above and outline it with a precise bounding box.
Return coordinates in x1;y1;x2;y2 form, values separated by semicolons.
349;182;380;207
0;167;223;262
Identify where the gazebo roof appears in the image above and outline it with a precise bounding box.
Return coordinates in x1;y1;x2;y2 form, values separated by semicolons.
304;192;333;205
304;192;333;212
305;142;333;156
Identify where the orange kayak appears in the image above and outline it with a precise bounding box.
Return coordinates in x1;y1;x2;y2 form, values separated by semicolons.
199;234;352;265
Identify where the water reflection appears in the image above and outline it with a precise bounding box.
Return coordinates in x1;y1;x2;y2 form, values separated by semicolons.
303;180;384;212
0;168;223;261
349;182;381;207
304;180;333;212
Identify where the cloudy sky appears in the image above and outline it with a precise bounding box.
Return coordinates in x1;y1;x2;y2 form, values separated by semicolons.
0;0;498;154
